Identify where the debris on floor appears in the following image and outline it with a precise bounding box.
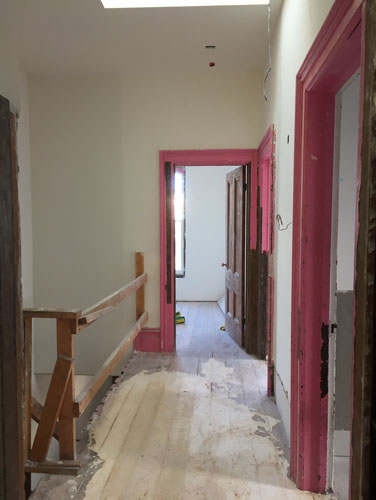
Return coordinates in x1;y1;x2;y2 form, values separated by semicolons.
29;303;336;500
78;364;335;500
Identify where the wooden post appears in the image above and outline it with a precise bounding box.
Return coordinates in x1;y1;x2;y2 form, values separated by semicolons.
24;317;32;461
57;318;77;460
0;96;25;499
135;252;145;320
24;316;32;495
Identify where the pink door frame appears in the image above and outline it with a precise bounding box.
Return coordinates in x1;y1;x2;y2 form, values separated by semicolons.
257;126;276;396
290;0;364;493
159;149;257;352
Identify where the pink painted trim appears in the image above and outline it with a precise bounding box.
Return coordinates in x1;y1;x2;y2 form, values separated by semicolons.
290;0;364;493
257;125;276;398
134;328;162;353
160;149;257;353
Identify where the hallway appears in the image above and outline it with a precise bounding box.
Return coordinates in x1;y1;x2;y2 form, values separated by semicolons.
30;303;335;499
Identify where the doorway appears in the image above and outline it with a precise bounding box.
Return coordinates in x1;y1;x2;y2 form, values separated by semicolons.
159;141;275;386
328;71;360;500
159;149;257;354
290;0;364;493
173;164;245;350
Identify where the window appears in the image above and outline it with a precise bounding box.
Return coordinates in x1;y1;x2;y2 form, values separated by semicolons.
174;168;186;277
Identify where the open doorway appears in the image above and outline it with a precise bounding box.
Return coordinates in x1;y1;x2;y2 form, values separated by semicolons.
159;140;276;388
328;71;360;500
289;0;365;494
173;164;244;353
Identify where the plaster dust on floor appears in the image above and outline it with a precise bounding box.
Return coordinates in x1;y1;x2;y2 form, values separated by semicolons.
68;359;334;500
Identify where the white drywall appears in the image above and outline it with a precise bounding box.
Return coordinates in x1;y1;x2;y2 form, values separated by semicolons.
176;165;235;302
337;74;360;292
29;70;264;374
0;7;34;307
263;0;335;439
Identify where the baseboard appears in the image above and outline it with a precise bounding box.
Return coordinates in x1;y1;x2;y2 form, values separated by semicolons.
134;328;162;352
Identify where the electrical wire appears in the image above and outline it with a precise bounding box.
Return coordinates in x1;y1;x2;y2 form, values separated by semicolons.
276;214;292;232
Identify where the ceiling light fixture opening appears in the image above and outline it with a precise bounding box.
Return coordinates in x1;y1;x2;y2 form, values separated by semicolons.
101;1;269;8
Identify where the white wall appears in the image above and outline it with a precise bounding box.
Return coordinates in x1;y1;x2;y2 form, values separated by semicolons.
0;6;34;307
263;0;335;439
176;165;235;302
337;73;360;292
29;70;264;374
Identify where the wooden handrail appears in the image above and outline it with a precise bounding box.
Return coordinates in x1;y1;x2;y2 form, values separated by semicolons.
77;306;115;329
23;252;147;477
23;308;81;319
79;273;147;322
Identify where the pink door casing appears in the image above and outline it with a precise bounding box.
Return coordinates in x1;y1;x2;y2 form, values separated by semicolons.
290;0;364;493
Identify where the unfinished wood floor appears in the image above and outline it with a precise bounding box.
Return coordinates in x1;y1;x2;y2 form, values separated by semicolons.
30;302;336;500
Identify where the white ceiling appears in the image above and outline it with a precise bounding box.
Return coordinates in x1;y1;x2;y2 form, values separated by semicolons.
7;0;282;74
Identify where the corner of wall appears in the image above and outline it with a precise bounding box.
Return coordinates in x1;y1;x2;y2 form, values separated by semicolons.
275;369;291;443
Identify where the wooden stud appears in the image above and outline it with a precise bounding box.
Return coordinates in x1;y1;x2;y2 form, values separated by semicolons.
135;252;145;319
31;397;59;441
57;318;77;460
30;357;72;463
25;460;80;476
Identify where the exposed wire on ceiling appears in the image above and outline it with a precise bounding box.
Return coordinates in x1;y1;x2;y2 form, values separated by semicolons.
263;2;272;101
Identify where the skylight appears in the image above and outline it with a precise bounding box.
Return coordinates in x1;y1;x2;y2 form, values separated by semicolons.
101;0;269;8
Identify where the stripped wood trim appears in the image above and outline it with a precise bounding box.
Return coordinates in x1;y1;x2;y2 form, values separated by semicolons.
25;460;80;476
23;308;81;319
0;97;25;500
24;317;33;461
31;398;59;441
74;311;148;417
351;2;376;497
80;273;147;318
29;357;73;463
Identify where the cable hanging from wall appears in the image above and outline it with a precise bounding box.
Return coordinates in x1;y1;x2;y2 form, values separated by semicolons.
276;214;292;232
263;2;272;102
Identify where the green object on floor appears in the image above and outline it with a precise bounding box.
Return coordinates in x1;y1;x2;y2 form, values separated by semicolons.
220;325;225;331
176;315;185;324
175;311;181;316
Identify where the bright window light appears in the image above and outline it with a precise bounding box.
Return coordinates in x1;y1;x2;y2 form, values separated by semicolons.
174;169;186;277
101;0;269;8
